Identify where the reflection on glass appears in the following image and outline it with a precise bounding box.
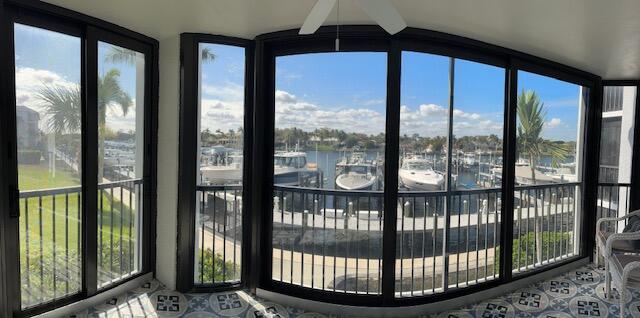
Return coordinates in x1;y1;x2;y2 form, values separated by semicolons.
194;44;245;285
512;71;585;274
396;52;504;297
272;52;387;293
97;42;144;287
14;23;82;308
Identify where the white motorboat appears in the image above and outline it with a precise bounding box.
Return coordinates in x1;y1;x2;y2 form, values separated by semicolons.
398;156;444;191
335;152;380;190
200;153;243;185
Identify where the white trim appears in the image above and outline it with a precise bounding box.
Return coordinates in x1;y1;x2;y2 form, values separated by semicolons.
34;273;153;318
602;110;623;118
257;258;588;318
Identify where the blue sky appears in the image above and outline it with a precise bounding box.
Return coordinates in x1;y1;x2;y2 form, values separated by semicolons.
14;23;583;142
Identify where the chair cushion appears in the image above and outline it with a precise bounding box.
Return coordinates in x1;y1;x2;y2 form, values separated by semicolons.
597;230;638;252
612;253;640;283
623;216;640;249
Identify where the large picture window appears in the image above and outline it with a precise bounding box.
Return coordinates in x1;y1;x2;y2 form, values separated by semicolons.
272;52;387;293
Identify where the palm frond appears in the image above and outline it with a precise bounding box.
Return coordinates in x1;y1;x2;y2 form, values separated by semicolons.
516;89;569;180
104;46;137;65
38;84;81;134
201;47;216;63
98;69;132;120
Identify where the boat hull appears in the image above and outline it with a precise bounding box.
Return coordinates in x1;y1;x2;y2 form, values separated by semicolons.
335;174;377;191
399;170;444;191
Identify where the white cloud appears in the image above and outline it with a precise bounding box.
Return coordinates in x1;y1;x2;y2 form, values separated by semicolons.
275;90;385;135
273;90;503;136
545;117;563;129
15;67;80;132
15;67;141;133
400;103;502;137
202;82;244;102
275;90;298;104
360;98;384;106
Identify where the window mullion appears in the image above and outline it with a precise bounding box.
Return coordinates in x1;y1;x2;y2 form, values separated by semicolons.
381;40;401;303
500;63;518;282
442;57;455;292
83;26;99;297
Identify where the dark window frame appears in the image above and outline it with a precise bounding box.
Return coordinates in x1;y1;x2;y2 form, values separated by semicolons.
0;1;158;316
176;26;602;307
176;33;255;292
249;26;601;307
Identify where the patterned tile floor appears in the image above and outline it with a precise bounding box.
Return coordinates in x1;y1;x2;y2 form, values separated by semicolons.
67;264;640;317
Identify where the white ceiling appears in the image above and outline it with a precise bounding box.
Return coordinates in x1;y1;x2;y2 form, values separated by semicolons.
43;0;640;79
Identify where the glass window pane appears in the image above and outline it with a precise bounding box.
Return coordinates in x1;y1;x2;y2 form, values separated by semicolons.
97;42;145;287
194;43;245;285
513;70;586;273
397;53;504;296
14;23;82;308
273;52;386;293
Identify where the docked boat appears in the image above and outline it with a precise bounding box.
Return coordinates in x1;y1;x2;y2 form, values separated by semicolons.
335;152;380;190
200;153;243;185
398;155;444;191
463;152;478;167
274;151;318;186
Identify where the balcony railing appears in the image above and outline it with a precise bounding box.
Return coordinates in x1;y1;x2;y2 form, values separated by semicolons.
272;186;384;294
512;183;579;274
194;184;243;286
97;179;144;287
603;86;624;113
597;183;631;234
19;179;143;308
269;182;579;298
396;189;501;297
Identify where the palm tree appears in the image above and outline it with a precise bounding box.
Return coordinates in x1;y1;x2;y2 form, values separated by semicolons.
516;90;568;264
39;69;132;180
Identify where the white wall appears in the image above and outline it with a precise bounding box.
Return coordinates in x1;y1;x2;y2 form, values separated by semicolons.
155;34;180;289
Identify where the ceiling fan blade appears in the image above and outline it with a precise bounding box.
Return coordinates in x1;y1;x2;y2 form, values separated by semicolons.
299;0;337;35
356;0;407;35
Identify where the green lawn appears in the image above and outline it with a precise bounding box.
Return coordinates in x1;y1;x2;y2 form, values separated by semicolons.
18;161;138;305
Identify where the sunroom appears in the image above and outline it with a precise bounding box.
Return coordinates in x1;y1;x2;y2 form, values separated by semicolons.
0;0;639;317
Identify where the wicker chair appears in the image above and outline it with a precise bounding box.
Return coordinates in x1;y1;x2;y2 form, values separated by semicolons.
596;209;640;267
598;210;640;318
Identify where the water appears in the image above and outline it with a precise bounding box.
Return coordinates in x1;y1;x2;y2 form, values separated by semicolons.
306;150;381;189
303;150;576;190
